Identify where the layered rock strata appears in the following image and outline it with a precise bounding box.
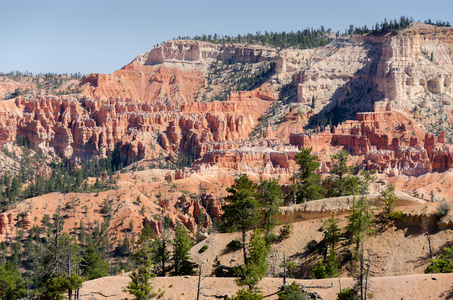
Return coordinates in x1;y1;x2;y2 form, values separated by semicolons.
289;103;451;175
0;93;274;170
288;23;453;119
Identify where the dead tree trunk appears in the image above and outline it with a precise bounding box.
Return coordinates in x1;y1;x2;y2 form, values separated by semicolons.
364;261;370;300
425;225;434;259
197;264;202;300
283;253;287;286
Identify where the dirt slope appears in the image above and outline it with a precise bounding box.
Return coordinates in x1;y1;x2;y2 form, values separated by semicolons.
80;273;453;300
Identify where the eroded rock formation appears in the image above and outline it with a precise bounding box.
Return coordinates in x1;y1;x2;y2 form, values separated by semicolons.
290;102;451;175
283;23;453;120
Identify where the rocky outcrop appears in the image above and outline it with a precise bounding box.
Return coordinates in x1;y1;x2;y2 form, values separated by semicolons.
290;103;452;175
81;40;279;103
201;193;222;220
131;40;277;71
3;26;453;181
290;23;453;118
364;146;432;176
81;64;204;103
0;213;13;236
375;24;453;108
277;192;424;223
190;139;298;175
0;92;272;164
293;37;383;116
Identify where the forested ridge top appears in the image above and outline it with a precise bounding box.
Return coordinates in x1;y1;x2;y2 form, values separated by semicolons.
173;16;451;50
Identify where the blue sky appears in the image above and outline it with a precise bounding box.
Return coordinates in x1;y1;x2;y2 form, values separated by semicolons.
1;0;452;75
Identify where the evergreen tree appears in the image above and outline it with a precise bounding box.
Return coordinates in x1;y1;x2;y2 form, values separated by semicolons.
325;248;340;278
171;223;196;276
0;262;27;300
236;229;269;292
323;214;341;251
80;246;109;280
125;225;157;300
380;185;399;219
345;195;374;300
256;178;282;241
233;230;269;299
230;289;264;300
346;196;373;255
278;281;310;300
221;174;261;265
41;233;83;300
328;150;358;197
293;147;325;202
150;213;170;276
311;260;327;279
117;235;131;257
321;214;341;277
425;247;453;273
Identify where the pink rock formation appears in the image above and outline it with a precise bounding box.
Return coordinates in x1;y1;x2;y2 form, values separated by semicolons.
290;105;453;175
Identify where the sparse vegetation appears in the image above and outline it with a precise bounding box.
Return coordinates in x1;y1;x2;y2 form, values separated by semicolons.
199;245;209;253
437;200;451;217
278;223;293;241
178;28;334;50
278;281;310;300
337;287;357;300
425;247;453;274
380;185;403;220
226;239;243;252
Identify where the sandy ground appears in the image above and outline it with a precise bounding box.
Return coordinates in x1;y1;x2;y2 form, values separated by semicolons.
80;272;453;300
189;199;453;279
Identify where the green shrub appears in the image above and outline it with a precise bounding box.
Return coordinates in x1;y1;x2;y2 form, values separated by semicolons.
437;200;451;217
311;261;327;279
266;232;278;244
277;281;310;300
230;289;263;300
226;239;242;252
337;287;357;300
425;247;453;273
198;245;209;253
278;223;293;241
388;210;404;220
305;240;318;253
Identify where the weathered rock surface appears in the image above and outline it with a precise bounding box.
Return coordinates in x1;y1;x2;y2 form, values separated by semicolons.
288;23;453;119
2;23;453;181
290;102;452;175
81;40;278;103
0;90;275;176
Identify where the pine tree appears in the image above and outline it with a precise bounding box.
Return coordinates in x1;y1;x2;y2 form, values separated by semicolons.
323;214;341;250
150;212;170;276
278;281;310;300
293;147;325;202
80;246;109;280
0;262;27;300
125;225;157;300
221;174;261;265
380;185;398;219
328;150;358;197
256;178;282;242
233;229;269;299
346;195;374;300
41;233;83;300
172;223;196;276
346;196;373;255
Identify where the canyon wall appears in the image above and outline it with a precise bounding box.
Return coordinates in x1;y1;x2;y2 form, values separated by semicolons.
0;93;275;170
284;23;453;119
289;103;452;175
